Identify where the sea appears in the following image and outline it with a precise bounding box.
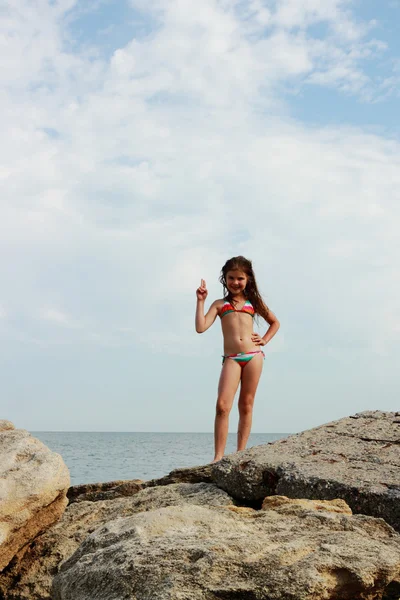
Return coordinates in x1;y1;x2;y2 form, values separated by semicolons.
32;432;288;486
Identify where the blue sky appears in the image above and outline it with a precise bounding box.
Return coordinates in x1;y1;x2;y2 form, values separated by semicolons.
1;0;399;433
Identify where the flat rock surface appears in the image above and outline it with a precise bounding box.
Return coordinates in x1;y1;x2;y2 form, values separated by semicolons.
52;496;400;600
0;482;234;600
0;425;70;572
212;411;400;530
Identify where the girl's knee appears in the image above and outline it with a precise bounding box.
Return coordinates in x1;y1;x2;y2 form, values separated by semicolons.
216;403;231;418
238;394;255;415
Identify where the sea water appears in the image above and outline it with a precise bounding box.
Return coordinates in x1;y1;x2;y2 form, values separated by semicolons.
32;431;288;486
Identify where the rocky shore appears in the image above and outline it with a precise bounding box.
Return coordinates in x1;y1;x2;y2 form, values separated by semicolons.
0;411;399;600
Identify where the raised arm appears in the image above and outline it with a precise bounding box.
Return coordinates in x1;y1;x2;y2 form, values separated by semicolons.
195;279;220;333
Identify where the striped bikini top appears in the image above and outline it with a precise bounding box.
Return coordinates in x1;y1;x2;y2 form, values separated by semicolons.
219;299;255;319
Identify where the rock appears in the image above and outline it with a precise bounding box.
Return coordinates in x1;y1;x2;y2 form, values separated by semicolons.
383;578;400;600
0;425;70;572
52;497;400;600
0;482;234;599
144;463;214;487
212;411;400;531
67;479;144;503
131;480;234;511
0;421;14;432
261;495;352;515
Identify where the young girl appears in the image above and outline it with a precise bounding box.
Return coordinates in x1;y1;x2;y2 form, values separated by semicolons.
195;256;280;462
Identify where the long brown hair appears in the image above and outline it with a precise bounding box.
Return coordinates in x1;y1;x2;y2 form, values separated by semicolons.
219;256;270;321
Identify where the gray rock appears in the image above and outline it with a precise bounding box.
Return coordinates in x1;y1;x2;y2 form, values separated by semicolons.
144;463;214;487
0;482;233;599
130;480;234;511
212;411;400;530
67;479;144;503
0;425;70;571
52;497;400;600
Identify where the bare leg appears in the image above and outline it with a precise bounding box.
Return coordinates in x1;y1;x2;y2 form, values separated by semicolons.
237;354;264;452
213;359;241;462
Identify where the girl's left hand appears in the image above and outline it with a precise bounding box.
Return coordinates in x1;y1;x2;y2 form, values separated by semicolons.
252;333;266;346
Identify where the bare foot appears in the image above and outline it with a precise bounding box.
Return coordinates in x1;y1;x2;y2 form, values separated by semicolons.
211;456;223;463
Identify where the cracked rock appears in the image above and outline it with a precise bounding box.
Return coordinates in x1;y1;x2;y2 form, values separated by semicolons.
52;497;400;600
212;411;400;531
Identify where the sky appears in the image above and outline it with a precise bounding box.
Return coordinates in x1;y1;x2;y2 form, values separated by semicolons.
1;0;399;433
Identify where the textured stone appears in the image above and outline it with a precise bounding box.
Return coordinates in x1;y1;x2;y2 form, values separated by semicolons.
67;479;143;503
0;421;14;432
0;427;69;572
0;482;234;600
144;463;214;487
212;411;400;530
261;495;353;515
52;497;400;600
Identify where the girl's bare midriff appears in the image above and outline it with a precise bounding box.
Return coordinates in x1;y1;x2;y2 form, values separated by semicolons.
221;311;260;355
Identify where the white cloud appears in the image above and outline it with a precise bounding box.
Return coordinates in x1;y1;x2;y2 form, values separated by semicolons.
0;0;399;363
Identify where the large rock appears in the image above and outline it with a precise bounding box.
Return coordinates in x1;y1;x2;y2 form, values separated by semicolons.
0;482;234;600
212;410;400;530
52;496;400;600
0;424;70;571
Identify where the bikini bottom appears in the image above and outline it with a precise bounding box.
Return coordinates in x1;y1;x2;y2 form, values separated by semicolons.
222;350;265;367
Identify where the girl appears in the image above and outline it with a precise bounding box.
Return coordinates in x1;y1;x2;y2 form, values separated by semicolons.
195;256;280;462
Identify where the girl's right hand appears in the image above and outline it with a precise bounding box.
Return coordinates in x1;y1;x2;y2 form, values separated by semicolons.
196;279;208;301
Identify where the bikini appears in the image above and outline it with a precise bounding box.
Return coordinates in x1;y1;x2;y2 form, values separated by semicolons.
219;299;265;366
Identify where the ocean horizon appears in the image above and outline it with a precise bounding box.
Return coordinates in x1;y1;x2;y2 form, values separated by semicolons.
32;431;289;486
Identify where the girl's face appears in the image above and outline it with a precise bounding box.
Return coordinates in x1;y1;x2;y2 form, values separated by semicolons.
226;269;248;295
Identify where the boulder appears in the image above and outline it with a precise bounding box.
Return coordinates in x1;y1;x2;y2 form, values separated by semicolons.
212;411;400;530
0;482;234;600
0;425;70;571
52;496;400;600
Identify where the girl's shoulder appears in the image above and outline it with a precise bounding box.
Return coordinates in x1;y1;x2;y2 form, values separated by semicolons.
213;298;230;318
209;298;226;313
212;298;226;309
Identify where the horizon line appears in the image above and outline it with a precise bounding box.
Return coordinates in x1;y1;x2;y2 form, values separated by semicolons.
31;430;292;435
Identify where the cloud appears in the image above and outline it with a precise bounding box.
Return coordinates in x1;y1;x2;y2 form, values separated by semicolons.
0;0;399;362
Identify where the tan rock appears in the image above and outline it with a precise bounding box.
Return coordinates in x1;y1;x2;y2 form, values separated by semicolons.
262;495;352;515
0;482;234;599
0;420;14;432
52;497;400;600
0;427;70;571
